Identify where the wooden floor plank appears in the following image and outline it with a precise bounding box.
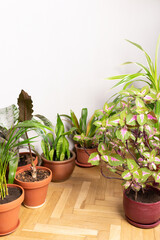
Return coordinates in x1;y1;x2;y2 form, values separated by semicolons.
1;165;159;240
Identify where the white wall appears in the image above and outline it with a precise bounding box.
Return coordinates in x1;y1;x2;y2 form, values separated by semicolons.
0;0;160;125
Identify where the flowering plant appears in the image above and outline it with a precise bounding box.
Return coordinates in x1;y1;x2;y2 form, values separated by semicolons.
89;85;160;198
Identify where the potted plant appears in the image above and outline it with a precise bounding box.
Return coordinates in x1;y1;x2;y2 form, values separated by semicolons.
41;114;76;182
0;124;35;235
61;108;99;167
107;35;160;128
88;86;160;228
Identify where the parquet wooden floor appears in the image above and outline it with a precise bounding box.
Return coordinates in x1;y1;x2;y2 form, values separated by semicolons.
1;165;160;240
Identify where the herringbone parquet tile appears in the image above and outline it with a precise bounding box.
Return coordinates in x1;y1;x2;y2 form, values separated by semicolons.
1;166;160;240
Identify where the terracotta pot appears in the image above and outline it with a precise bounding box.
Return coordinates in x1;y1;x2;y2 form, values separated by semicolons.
42;151;75;182
123;188;160;228
75;144;97;167
14;166;52;208
17;152;38;171
0;184;24;236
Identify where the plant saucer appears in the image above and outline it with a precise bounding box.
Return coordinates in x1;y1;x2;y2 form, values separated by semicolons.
75;159;95;168
126;216;160;229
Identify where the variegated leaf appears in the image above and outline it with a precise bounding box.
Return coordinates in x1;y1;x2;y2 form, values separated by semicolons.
137;114;147;125
122;170;132;180
103;102;115;114
108;116;120;126
88;152;100;165
143;93;156;101
140;168;152;182
135;97;145;108
108;154;124;167
126;114;137;126
98;142;108;155
127;159;139;171
116;128;131;142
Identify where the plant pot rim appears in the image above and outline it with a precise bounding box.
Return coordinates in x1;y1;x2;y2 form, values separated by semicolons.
75;144;97;150
15;166;52;189
123;187;160;206
41;150;76;165
0;184;24;212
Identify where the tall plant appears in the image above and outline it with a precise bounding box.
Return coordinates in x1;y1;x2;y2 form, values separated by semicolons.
89;86;160;199
107;35;160;128
0;125;35;200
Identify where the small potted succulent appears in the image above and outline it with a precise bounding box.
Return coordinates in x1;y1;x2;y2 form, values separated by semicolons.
62;108;99;167
41;114;76;182
89;85;160;228
0;124;35;235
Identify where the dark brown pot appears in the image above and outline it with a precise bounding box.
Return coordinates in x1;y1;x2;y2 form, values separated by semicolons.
14;166;52;208
123;188;160;228
0;184;24;236
41;150;75;182
75;144;97;167
17;152;38;172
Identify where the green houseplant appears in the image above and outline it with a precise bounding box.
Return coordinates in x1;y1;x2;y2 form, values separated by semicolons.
41;114;76;182
0;124;36;235
107;35;160;129
61;108;99;167
89;85;160;228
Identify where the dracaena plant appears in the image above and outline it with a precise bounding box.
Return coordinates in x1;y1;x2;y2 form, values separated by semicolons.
88;85;160;199
61;108;99;149
41;114;75;161
107;35;160;129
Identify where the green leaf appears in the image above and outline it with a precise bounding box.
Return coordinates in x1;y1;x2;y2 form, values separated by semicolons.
49;149;54;161
116;128;131;142
108;154;124;167
70;110;81;134
98;142;108;155
103;102;115;114
127;159;139;171
88;152;100;165
140;168;152;182
122;170;132;180
55;114;65;138
137;114;147;125
126;114;137;126
79;108;88;134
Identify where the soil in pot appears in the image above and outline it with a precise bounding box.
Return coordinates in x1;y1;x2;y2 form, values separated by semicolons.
0;187;22;205
126;188;160;203
16;169;50;182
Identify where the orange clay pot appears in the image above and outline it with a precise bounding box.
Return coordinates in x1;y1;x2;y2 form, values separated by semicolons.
42;151;75;182
17;152;38;171
14;166;52;208
75;144;97;167
0;184;24;236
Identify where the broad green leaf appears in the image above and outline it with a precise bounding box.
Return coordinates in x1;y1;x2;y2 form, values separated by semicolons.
103;102;115;114
140;168;152;182
98;142;108;155
122;170;132;180
143;93;156;101
108;154;124;167
86;114;97;137
55;114;65;138
127;159;139;171
126;114;137;126
137;114;147;125
88;152;100;165
116;128;131;142
108;116;120;126
135;97;145;108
